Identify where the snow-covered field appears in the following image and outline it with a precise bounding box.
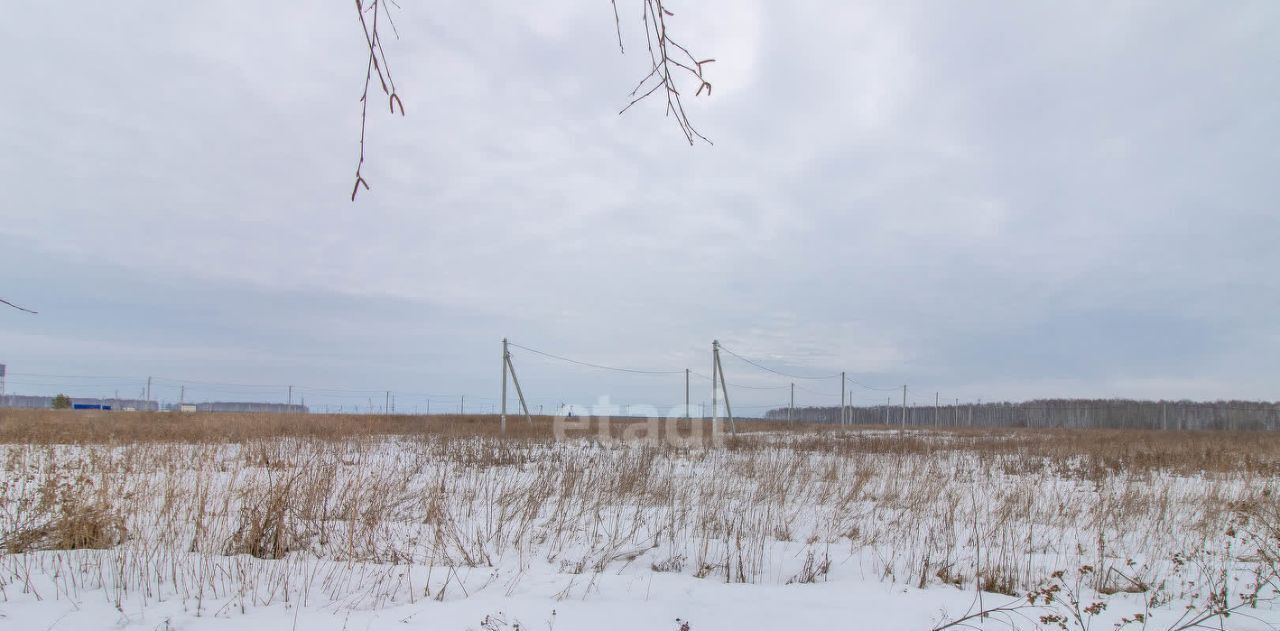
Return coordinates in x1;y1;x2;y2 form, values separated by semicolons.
2;424;1278;630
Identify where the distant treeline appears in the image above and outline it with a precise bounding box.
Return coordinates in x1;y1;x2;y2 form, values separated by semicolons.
764;399;1280;431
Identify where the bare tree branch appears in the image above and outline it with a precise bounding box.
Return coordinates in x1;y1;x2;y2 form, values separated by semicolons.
352;0;404;202
618;0;715;145
0;298;37;314
609;0;625;53
348;0;715;201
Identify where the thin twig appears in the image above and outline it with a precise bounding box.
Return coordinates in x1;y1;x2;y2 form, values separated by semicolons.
0;297;37;314
616;0;715;145
348;1;712;200
610;0;625;53
930;596;1039;631
351;0;404;202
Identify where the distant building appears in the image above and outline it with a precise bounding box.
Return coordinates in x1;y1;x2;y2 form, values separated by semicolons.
0;394;306;414
0;395;159;411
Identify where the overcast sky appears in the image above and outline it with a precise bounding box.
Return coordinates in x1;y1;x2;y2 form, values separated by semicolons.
1;1;1277;413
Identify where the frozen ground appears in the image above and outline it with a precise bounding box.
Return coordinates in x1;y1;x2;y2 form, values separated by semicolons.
10;552;1270;631
0;561;1018;631
2;428;1278;630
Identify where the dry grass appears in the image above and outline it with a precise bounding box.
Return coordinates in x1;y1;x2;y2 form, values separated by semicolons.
0;409;1277;622
0;410;811;444
4;410;1277;476
780;427;1280;476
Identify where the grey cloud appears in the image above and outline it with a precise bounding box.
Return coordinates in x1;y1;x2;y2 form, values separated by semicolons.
1;1;1277;409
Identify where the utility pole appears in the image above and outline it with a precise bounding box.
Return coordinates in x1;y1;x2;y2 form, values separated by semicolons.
710;341;718;425
789;382;795;424
288;385;293;408
499;338;532;433
901;385;907;432
885;396;890;425
935;392;940;427
460;395;464;415
841;372;847;426
955;398;959;427
501;338;508;433
146;376;152;409
385;391;391;414
179;385;185;406
685;368;690;420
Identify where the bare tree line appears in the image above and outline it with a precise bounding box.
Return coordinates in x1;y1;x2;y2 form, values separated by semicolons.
767;398;1280;431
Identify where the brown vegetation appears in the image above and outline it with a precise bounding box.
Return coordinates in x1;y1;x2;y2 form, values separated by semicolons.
2;410;1277;477
0;409;1276;619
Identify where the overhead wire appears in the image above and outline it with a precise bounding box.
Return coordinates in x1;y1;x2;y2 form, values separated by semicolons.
508;341;684;375
3;341;943;418
844;375;902;392
716;344;842;380
688;371;790;390
794;384;841;397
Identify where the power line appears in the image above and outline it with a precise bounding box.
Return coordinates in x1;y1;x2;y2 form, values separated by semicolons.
687;370;790;390
507;342;684;375
10;372;144;382
721;345;839;378
843;375;901;392
794;384;841;397
688;347;898;392
153;376;290;389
